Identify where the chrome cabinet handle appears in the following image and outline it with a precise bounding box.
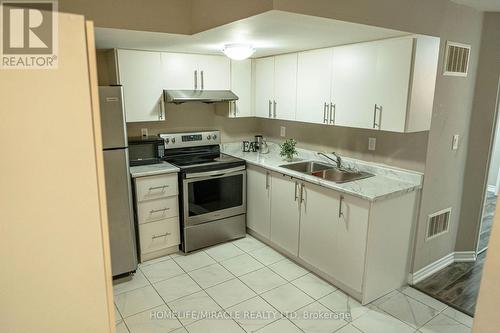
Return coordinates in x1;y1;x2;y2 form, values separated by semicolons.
233;101;237;117
265;172;270;190
373;104;382;129
323;102;328;123
194;70;198;90
273;100;277;118
152;232;171;240
149;185;169;191
201;70;204;90
268;100;272;118
330;103;335;124
150;208;170;214
300;183;306;205
339;195;345;218
294;181;298;201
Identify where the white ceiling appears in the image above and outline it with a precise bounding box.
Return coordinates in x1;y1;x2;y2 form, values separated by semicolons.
95;10;410;57
451;0;500;11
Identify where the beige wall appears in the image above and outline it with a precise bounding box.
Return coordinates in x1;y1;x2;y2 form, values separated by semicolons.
473;194;500;332
258;119;428;171
457;13;500;253
74;0;486;272
0;15;114;333
126;103;258;143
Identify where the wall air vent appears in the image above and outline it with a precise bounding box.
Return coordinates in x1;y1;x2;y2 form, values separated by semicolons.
443;41;470;77
426;208;451;240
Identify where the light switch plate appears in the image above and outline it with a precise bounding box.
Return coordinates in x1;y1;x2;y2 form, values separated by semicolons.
368;138;376;151
141;128;148;137
280;126;286;137
452;134;459;150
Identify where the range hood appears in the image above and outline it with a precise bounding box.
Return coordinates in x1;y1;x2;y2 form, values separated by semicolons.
164;90;239;104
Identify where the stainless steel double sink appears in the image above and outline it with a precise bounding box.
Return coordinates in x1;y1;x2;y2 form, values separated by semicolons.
279;161;374;183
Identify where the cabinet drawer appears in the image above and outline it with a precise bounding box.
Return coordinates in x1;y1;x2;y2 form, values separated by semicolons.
139;218;180;255
137;196;178;224
136;174;178;202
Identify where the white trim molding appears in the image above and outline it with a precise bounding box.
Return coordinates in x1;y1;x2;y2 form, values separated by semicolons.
409;251;477;284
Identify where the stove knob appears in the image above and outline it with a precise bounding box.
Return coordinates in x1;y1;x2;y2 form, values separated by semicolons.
207;135;211;140
212;134;217;140
165;138;170;144
171;138;176;143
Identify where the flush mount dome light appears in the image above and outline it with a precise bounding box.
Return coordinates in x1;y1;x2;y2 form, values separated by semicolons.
222;44;255;60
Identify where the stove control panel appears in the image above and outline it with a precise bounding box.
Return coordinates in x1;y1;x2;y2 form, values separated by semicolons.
160;130;221;149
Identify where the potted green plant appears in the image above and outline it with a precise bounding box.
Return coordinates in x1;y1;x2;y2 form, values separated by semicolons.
280;138;298;162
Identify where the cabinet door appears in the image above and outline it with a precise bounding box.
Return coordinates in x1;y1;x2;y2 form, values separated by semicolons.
254;57;275;118
197;54;231;90
375;38;413;132
161;52;198;90
274;53;297;121
117;49;164;122
335;194;369;292
270;173;301;255
331;43;377;129
231;59;253;117
246;165;271;238
299;182;339;278
296;48;333;124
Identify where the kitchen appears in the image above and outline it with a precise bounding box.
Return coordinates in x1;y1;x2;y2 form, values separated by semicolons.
97;9;449;333
3;1;500;333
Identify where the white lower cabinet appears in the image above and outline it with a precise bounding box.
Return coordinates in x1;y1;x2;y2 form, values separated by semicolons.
246;165;271;238
246;165;417;304
269;173;301;256
134;172;181;262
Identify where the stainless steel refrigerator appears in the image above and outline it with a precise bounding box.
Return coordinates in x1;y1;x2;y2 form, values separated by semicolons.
99;86;138;277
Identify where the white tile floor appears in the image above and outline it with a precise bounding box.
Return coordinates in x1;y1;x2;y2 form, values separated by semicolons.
113;234;473;333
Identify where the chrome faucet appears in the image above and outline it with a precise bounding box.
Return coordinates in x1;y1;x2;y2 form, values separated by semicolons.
317;152;342;169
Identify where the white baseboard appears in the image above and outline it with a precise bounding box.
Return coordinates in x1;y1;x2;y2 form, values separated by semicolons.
487;185;497;194
454;251;477;262
409;251;477;284
409;253;455;284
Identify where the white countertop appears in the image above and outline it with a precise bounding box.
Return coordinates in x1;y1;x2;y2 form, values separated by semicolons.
222;142;423;202
130;162;179;178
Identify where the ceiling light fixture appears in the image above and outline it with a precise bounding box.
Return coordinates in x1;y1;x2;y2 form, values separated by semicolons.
222;43;255;60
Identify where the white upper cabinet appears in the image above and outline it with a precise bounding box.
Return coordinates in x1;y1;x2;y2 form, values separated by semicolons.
331;42;378;130
254;54;297;121
273;54;298;121
161;52;230;90
197;55;230;90
296;48;334;124
231;59;253;117
374;38;413;132
116;49;165;122
160;52;198;90
254;57;275;118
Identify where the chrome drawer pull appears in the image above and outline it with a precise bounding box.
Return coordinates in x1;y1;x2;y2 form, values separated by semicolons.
149;185;169;191
152;232;171;240
150;208;170;214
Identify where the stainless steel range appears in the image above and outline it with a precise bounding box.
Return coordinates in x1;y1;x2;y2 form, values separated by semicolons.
159;131;246;252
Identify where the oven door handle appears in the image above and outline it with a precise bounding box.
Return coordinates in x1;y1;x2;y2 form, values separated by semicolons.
185;165;246;179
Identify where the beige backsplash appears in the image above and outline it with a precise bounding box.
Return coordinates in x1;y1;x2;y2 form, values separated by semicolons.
127;103;428;172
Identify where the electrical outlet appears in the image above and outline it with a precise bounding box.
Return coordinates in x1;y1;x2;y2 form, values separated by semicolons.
368;138;376;151
452;134;459;150
141;128;148;137
280;126;286;137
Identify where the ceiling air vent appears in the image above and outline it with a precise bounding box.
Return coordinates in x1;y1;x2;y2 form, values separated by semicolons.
443;41;470;77
426;208;451;241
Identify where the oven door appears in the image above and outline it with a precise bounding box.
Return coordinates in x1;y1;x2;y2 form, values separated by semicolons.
182;166;246;226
